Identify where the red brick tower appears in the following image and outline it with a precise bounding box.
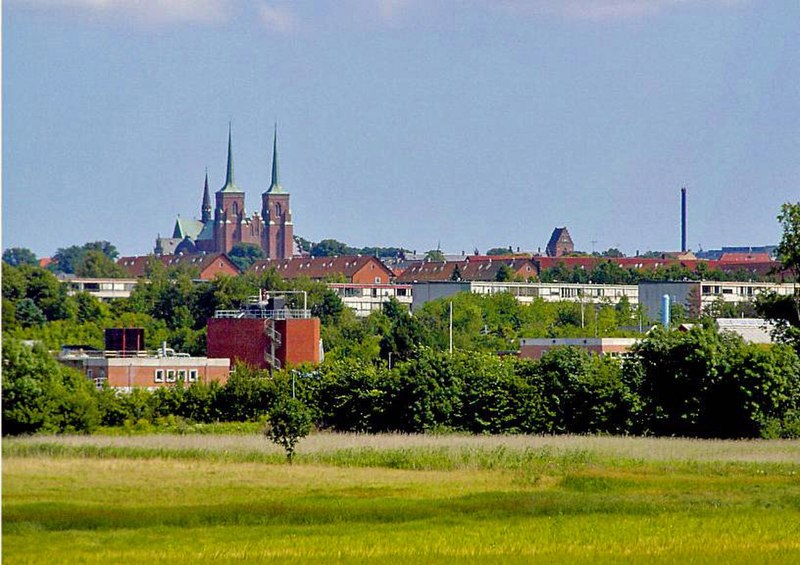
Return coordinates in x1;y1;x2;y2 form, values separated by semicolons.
261;126;294;259
214;125;246;253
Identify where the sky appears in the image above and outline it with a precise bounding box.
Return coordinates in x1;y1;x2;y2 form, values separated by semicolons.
3;0;799;259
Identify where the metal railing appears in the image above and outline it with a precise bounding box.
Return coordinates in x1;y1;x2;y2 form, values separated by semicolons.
214;308;310;320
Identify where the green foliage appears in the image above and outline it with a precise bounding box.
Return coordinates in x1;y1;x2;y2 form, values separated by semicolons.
495;264;515;282
52;241;118;274
15;298;46;327
628;324;800;438
424;249;446;262
486;247;512;256
3;247;38;267
74;249;127;278
602;248;624;258
310;239;355;257
2;337;100;435
777;202;800;278
265;395;313;462
228;242;264;271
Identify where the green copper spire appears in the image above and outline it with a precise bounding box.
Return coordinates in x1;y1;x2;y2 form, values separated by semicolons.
219;123;241;193
267;123;285;194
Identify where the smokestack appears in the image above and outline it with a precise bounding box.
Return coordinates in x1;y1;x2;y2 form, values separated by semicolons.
681;187;687;253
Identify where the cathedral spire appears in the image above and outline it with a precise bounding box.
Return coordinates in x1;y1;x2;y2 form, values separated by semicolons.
267;123;284;193
219;122;241;192
201;168;212;222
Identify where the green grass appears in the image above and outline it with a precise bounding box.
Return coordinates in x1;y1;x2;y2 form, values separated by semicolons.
4;434;800;563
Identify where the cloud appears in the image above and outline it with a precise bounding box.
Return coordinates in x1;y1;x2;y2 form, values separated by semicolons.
12;0;231;25
495;0;746;22
258;3;297;34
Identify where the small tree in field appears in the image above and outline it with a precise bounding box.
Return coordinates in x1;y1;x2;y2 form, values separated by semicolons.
265;395;313;463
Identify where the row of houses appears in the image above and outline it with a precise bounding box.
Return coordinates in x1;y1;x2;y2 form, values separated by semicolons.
55;252;795;321
112;251;789;285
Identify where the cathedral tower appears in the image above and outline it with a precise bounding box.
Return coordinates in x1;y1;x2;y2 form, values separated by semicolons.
261;126;294;259
214;124;246;253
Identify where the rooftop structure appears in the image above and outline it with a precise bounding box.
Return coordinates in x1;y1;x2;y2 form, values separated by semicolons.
546;227;574;257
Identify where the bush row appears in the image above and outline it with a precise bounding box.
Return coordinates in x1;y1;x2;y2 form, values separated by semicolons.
4;322;800;438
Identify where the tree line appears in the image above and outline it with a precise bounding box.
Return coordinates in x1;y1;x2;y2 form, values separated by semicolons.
4;322;799;438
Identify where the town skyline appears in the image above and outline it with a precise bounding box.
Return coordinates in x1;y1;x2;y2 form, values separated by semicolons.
4;1;799;258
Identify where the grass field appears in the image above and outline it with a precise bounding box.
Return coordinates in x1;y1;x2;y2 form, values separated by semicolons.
4;434;800;563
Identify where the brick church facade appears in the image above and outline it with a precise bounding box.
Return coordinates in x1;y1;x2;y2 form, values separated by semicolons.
155;126;294;259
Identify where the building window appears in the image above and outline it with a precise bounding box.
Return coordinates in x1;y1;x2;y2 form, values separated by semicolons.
87;369;93;379
166;370;176;383
189;370;198;383
178;369;187;382
397;288;407;296
374;277;381;283
155;370;164;383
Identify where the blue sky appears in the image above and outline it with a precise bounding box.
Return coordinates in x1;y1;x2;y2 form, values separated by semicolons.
3;0;799;258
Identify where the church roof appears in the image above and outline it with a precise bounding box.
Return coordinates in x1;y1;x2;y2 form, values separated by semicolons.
172;217;204;240
195;221;215;241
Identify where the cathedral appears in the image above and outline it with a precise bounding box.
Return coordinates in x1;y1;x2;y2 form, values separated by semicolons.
155;125;294;259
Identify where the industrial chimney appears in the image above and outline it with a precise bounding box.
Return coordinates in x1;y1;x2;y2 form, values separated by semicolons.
681;187;687;253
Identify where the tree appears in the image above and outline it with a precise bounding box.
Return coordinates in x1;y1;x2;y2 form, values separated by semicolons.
52;241;119;274
265;395;313;463
15;298;46;327
495;264;514;282
777;202;800;280
424;249;445;262
74;250;127;278
3;247;38;267
228;243;264;271
757;203;800;350
601;248;624;258
486;247;512;256
310;239;355;257
2;337;100;435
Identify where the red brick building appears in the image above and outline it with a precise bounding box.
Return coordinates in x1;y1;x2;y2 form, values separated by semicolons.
155;125;293;259
248;255;394;284
81;355;231;390
117;253;240;280
206;294;322;370
546;227;574;257
207;317;321;370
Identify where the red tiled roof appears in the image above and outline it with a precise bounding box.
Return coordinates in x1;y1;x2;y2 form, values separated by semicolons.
117;253;239;278
396;258;537;283
247;255;393;280
719;253;772;263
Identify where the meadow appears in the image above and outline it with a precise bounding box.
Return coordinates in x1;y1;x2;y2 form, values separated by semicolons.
4;433;800;563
